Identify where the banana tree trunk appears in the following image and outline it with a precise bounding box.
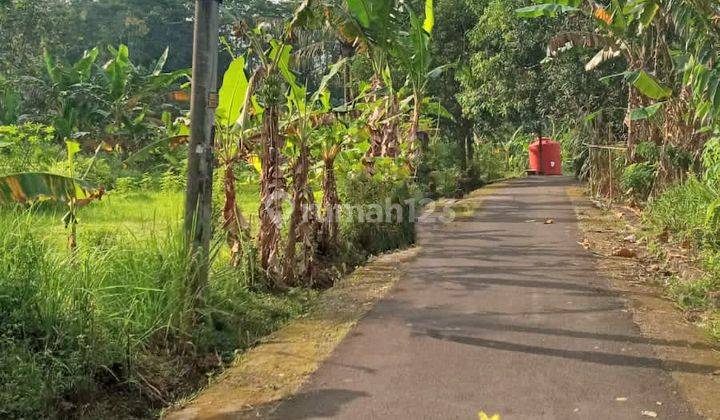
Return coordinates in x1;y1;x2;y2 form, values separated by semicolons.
627;86;654;163
259;105;285;282
319;156;340;255
365;75;385;161
408;91;422;162
223;160;250;265
282;143;317;286
381;94;400;158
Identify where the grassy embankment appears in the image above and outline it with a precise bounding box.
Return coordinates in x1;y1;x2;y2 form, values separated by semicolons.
641;178;720;340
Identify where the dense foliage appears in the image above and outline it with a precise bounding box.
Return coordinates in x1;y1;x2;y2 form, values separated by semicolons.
3;0;720;417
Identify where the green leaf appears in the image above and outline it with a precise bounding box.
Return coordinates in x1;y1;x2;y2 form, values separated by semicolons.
628;102;664;121
66;140;80;174
423;99;455;121
629;70;672;100
516;4;579;18
609;0;626;32
639;2;660;27
426;63;455;80
216;56;249;128
346;0;371;28
271;41;307;114
311;58;347;105
153;47;169;76
44;49;63;85
103;44;131;100
0;173;99;204
73;47;99;83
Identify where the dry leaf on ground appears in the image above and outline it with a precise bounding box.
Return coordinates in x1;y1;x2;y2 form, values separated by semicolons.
612;247;637;258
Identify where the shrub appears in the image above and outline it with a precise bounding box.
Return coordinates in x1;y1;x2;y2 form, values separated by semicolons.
0;123;61;174
113;177;139;195
634;141;659;163
703;135;720;188
429;166;463;198
338;171;418;262
622;162;657;200
160;170;186;192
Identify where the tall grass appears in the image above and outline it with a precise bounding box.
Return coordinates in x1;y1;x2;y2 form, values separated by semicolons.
644;177;720;340
0;210;314;417
644;176;718;244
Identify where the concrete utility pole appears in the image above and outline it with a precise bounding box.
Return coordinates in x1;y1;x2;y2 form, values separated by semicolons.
185;0;220;297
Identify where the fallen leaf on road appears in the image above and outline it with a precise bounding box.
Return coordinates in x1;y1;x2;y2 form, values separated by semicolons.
544;218;555;224
641;410;658;418
478;411;500;420
612;247;637;258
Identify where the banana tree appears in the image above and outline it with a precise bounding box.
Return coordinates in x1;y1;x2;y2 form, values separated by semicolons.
340;0;402;159
44;47;103;142
101;45;189;152
392;0;439;162
277;52;346;285
314;117;370;255
231;21;297;281
215;55;253;265
0;141;104;249
44;45;188;151
342;0;443;163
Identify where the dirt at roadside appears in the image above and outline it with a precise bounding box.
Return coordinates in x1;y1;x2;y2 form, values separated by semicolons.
567;186;720;419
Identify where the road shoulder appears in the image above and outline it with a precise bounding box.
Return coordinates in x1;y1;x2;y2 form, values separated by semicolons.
568;185;720;419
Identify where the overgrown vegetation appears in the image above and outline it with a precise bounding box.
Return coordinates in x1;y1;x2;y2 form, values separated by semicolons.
0;0;522;417
5;0;719;416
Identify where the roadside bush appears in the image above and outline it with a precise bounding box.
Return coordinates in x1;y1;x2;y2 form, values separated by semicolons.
634;141;659;163
113;177;139;195
419;136;466;198
338;171;418;263
160;169;186;192
473;141;512;181
644;176;717;244
622;162;657;200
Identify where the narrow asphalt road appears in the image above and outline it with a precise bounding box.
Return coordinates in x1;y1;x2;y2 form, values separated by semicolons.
268;177;703;419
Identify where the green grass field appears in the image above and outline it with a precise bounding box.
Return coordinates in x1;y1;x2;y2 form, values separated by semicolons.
5;183;261;251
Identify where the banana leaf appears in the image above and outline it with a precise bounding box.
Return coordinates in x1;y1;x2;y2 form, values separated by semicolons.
0;172;100;205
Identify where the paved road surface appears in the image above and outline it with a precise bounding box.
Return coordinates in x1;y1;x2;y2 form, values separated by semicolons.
268;177;703;419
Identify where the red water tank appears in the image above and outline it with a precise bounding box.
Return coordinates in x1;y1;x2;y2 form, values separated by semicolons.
529;137;562;175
